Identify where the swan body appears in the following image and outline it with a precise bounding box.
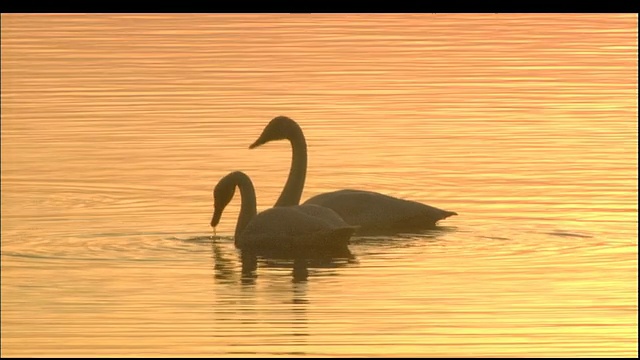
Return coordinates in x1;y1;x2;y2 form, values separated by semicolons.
249;116;458;234
304;189;457;234
210;171;356;252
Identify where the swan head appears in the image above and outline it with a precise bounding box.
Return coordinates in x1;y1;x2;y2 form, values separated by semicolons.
210;172;238;228
249;115;298;148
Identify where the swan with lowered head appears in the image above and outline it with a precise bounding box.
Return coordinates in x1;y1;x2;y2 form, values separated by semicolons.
210;171;357;252
248;116;458;235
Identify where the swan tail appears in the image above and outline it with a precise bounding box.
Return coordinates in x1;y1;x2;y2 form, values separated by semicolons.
442;210;458;219
390;208;458;230
431;209;457;225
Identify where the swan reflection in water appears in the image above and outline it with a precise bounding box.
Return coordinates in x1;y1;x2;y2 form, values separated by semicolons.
210;238;330;355
210;236;356;284
241;247;356;284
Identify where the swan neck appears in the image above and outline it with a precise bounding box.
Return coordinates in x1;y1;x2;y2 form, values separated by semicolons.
234;176;257;242
275;125;307;207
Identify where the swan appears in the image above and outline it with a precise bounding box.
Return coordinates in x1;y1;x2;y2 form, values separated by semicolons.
209;171;357;253
248;116;458;235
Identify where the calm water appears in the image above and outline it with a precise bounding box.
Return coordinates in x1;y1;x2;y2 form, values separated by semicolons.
1;14;637;357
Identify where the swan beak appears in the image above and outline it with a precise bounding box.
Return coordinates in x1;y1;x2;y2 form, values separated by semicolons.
248;139;262;149
211;209;222;228
249;135;268;149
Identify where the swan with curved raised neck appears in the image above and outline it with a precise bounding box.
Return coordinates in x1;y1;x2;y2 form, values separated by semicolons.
210;171;357;251
248;116;458;235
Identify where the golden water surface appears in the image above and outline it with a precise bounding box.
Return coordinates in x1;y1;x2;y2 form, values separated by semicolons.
1;14;638;357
